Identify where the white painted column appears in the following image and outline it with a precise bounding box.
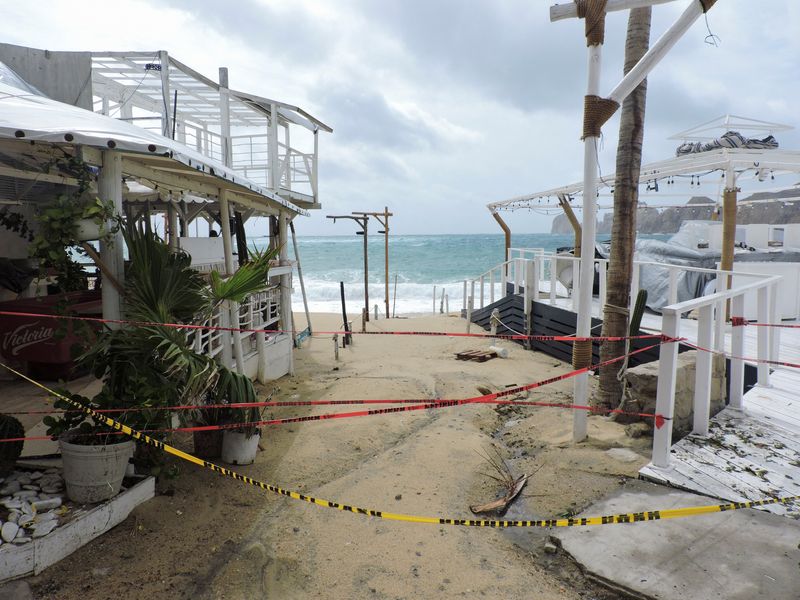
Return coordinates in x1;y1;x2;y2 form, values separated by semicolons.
167;203;178;250
219;67;232;168
652;310;680;468
692;303;714;436
219;188;242;371
98;150;124;325
769;281;780;363
573;42;602;442
279;213;295;375
269;103;280;191
756;285;770;387
159;50;172;138
729;294;746;410
284;124;292;191
312;129;319;200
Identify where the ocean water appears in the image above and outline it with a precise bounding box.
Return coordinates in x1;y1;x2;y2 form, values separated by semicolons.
252;233;668;315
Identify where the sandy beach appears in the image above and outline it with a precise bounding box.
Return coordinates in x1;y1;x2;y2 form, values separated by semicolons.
28;311;652;599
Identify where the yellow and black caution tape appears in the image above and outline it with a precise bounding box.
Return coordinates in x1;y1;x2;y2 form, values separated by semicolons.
5;362;798;528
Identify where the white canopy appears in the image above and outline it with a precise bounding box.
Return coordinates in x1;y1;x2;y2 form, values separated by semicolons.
0;80;307;216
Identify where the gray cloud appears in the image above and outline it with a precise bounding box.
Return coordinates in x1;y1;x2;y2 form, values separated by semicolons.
316;83;439;151
158;0;331;64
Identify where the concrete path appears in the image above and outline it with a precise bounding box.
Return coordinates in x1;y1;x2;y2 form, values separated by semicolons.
552;480;800;600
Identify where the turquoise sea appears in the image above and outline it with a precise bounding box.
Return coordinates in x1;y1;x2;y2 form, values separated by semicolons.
253;233;669;315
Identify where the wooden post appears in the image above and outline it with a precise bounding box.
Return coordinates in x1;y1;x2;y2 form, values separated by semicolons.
558;194;582;258
720;166;738;301
433;285;437;314
393;274;398;318
362;217;369;322
353;208;393;318
340;281;350;346
491;210;511;284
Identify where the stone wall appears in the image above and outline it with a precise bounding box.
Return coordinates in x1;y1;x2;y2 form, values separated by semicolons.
621;350;726;439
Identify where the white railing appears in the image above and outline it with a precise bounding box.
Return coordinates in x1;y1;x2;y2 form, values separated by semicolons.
229;135;317;195
186;284;281;368
463;249;784;469
651;273;781;469
473;249;779;320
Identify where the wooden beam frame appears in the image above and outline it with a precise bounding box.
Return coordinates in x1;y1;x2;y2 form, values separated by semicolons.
550;0;679;21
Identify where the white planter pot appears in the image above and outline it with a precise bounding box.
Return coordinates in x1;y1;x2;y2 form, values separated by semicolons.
221;430;260;465
59;438;135;504
74;219;102;242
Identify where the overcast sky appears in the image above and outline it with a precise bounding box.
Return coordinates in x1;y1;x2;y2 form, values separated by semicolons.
3;1;800;236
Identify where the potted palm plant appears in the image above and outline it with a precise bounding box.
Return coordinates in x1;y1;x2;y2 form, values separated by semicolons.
217;370;264;465
44;221;278;501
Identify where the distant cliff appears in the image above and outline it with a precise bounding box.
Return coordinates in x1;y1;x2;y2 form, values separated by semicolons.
550;190;800;235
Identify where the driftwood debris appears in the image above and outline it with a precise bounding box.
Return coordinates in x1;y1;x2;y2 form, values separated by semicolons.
455;350;497;363
470;447;529;515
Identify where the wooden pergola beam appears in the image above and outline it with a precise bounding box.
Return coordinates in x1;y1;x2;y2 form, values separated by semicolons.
550;0;680;22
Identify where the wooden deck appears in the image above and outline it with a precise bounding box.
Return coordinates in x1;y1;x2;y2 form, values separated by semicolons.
531;292;800;516
639;370;800;516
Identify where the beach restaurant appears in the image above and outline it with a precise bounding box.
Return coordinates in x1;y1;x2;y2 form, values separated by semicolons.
0;44;331;382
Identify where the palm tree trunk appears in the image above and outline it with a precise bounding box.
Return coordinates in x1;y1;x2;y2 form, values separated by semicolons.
597;6;652;410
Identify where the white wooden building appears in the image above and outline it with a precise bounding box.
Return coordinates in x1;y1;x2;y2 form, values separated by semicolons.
0;44;332;382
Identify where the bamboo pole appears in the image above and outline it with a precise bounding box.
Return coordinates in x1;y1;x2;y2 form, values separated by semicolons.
289;220;312;334
557;194;582;258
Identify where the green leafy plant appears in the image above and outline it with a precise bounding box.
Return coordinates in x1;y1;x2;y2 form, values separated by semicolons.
28;155;117;292
44;221;279;459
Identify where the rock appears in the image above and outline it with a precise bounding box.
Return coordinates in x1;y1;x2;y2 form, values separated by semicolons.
28;472;43;480
17;475;31;486
32;497;62;511
22;485;40;491
20;501;33;515
605;448;642;464
0;481;21;495
0;581;34;600
41;486;63;494
625;422;652;439
12;490;38;500
544;541;558;554
35;511;57;522
11;536;31;544
32;520;57;538
1;499;22;510
7;511;20;524
1;521;19;542
45;468;59;474
17;514;34;527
